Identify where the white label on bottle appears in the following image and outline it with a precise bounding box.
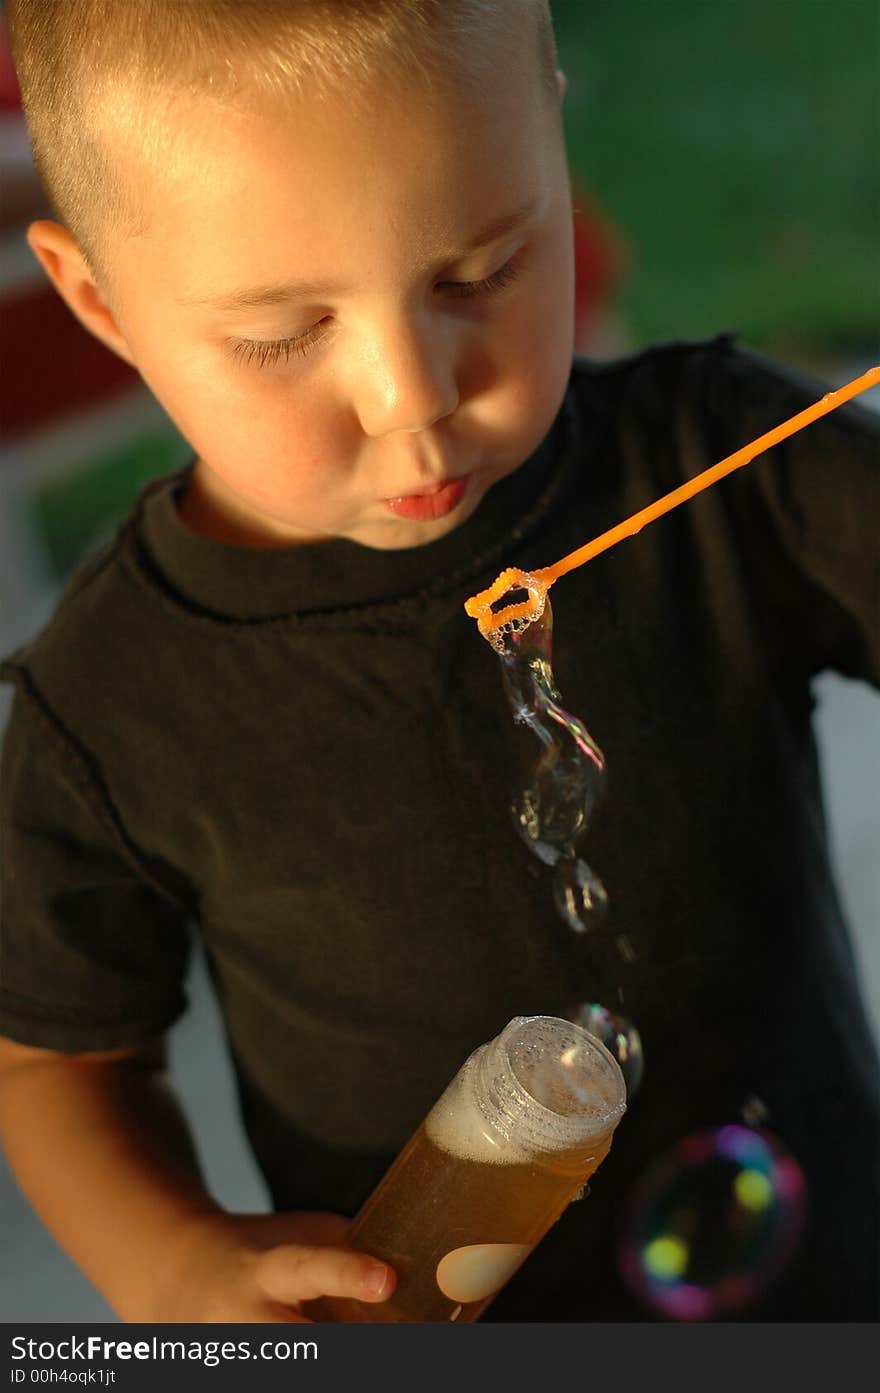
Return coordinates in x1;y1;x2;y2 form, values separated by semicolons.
435;1243;532;1303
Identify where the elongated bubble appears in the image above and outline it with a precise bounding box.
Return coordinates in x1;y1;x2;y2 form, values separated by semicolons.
497;597;606;872
489;588;647;1094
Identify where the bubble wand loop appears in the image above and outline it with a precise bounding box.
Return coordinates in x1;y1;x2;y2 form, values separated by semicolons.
464;365;880;646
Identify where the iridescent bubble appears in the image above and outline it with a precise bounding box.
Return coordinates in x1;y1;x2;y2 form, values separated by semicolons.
552;856;609;932
618;1125;807;1320
569;1001;644;1098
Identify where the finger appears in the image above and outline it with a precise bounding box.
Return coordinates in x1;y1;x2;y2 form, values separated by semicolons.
256;1243;396;1305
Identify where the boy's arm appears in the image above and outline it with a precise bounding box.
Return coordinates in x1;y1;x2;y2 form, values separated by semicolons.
0;1035;395;1322
0;1033;221;1320
0;688;391;1321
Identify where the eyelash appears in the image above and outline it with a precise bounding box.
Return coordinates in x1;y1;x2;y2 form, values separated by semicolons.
229;257;523;369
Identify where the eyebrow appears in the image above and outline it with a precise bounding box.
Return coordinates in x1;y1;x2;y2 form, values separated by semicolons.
177;196;543;312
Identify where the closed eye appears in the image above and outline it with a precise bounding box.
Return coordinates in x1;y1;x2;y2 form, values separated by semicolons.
229;256;523;369
439;257;522;298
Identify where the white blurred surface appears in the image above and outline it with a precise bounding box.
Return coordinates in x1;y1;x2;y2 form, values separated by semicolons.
813;673;880;1032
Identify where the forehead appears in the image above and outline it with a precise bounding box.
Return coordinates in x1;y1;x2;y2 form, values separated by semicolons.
106;50;557;298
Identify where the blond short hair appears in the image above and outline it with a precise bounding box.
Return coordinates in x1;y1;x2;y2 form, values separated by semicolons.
6;0;558;289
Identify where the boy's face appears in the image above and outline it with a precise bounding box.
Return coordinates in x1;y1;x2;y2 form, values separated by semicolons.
50;42;575;549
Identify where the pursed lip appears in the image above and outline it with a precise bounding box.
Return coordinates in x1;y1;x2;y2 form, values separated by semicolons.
382;474;471;520
383;472;471;499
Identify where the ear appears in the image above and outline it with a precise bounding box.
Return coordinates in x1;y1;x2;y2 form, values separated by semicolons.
25;220;137;368
555;68;568;102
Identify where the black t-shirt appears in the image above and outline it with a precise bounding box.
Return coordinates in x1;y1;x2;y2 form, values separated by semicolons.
2;334;878;1320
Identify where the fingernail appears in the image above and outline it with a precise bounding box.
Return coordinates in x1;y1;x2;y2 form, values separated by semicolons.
364;1263;389;1297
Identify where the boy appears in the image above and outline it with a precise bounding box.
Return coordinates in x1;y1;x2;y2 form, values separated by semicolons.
1;0;878;1323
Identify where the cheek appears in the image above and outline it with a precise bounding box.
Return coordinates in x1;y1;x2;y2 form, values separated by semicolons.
533;238;576;340
268;391;359;488
126;312;349;501
500;235;575;365
482;293;574;460
500;274;575;404
185;356;344;460
131;339;262;447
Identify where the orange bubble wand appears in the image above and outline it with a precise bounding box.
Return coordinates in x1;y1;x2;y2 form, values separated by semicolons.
464;365;880;646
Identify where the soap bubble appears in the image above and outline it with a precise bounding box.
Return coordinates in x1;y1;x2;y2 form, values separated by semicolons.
499;594;606;880
615;934;637;964
740;1095;769;1128
552;856;609;932
618;1124;807;1320
495;594;616;974
512;753;604;866
569;1002;644;1097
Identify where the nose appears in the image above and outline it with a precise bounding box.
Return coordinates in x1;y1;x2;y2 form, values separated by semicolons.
353;310;460;438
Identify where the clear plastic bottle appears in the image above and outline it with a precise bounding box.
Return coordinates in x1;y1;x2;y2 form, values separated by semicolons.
311;1014;626;1322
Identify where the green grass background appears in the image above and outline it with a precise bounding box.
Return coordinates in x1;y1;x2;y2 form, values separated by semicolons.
553;0;879;356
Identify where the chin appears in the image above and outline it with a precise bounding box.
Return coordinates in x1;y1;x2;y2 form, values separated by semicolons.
359;516;460;550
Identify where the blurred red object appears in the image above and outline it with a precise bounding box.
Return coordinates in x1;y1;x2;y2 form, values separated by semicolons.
0;13;22;110
571;179;629;351
0;13;137;438
1;284;140;440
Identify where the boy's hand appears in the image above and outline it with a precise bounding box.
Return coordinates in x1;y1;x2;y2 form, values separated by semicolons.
0;1036;391;1322
152;1209;395;1323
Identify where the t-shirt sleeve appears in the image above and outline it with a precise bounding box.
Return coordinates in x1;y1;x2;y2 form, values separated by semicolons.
0;683;192;1051
706;339;880;686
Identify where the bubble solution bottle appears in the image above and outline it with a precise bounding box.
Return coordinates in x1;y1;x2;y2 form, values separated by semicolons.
311;1014;626;1322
